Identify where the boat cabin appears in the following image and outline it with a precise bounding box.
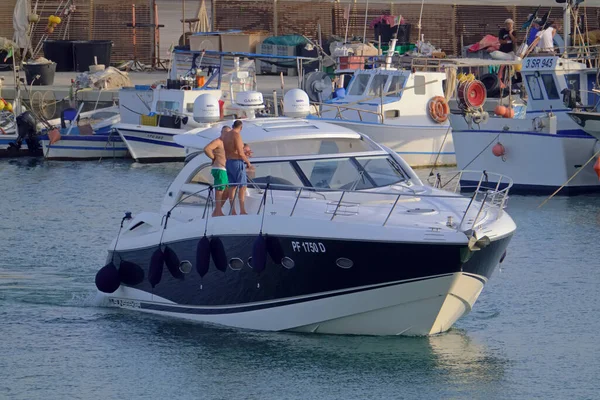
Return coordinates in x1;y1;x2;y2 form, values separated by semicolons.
163;118;422;214
118;87;222;126
319;68;447;124
520;56;599;112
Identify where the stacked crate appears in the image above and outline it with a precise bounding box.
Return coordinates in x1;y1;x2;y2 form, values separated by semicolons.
256;43;297;76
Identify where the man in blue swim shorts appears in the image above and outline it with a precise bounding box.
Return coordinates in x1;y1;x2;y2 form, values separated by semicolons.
223;120;252;215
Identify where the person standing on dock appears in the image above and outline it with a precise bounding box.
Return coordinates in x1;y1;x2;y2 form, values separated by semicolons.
223;120;252;215
499;18;518;55
204;126;230;217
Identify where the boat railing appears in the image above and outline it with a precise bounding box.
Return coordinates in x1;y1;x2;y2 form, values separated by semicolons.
312;79;438;124
314;102;383;123
173;175;511;233
428;169;512;230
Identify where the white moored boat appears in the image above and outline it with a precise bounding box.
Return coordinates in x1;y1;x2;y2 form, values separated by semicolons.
94;89;516;336
39;106;124;160
114;85;222;163
115;54;260;163
449;55;600;194
309;51;455;168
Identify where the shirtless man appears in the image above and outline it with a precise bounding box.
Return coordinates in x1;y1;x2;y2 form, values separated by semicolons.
204;126;230;216
222;120;252;215
243;143;255;180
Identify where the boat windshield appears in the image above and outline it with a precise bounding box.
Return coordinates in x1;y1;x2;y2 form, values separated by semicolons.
249;155;407;190
347;74;371;96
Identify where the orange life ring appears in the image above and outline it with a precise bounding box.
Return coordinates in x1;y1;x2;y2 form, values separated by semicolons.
428;96;449;123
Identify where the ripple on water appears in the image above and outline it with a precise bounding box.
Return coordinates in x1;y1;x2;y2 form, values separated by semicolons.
1;159;599;399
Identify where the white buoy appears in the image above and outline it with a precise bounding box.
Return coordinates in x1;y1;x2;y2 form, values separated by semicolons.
283;89;310;118
193;94;220;123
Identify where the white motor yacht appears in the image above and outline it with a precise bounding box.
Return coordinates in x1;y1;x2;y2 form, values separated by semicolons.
568;110;600;141
94;89;516;336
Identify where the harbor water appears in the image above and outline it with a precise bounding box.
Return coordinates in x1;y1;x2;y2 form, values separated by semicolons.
1;158;599;399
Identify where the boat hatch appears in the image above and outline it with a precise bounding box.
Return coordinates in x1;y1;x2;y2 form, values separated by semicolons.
263;125;319;132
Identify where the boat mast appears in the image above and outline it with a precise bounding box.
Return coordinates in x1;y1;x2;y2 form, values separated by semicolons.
563;2;571;50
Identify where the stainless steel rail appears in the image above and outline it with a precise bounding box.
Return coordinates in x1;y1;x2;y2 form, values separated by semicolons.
174;169;512;233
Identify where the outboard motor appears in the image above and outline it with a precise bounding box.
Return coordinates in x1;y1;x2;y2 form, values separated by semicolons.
8;111;41;155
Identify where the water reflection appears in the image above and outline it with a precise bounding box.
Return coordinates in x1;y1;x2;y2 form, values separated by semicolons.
103;312;507;387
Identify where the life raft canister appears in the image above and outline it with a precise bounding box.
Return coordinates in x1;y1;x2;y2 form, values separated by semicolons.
428;96;450;123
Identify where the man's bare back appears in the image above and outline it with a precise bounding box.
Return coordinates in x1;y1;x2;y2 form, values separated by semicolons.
222;129;243;161
204;127;228;168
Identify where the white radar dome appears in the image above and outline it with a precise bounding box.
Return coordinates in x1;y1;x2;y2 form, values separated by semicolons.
283;89;310;118
193;94;220;123
235;91;263;107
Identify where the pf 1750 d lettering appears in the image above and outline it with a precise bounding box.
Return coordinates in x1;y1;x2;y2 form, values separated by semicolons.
291;241;326;253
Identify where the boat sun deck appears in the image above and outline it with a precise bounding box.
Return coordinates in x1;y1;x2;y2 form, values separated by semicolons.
141;118;515;245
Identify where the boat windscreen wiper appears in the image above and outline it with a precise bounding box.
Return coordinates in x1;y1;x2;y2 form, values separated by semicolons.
387;158;407;182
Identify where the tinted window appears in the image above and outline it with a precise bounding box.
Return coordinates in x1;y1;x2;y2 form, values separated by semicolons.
297;158;364;190
297;156;405;190
156;101;180;112
367;75;389;97
526;75;543;100
250;162;303;188
388;75;407;97
565;74;581;93
348;74;371;96
356;157;405;186
541;74;559;99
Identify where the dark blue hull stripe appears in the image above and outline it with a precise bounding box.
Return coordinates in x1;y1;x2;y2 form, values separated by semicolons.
463;272;487;285
460;179;600;195
45;145;128;151
453;129;594;139
122;135;182;148
138;274;455;315
38;135;123;142
119;129;179;137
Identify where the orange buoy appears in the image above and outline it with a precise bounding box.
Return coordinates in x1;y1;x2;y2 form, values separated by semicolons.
494;105;507;117
594;157;600;180
428;96;450;123
492;142;505;157
503;108;515;119
48;128;61;145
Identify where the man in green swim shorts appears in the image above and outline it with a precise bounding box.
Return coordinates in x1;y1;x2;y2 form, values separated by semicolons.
204;126;230;216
